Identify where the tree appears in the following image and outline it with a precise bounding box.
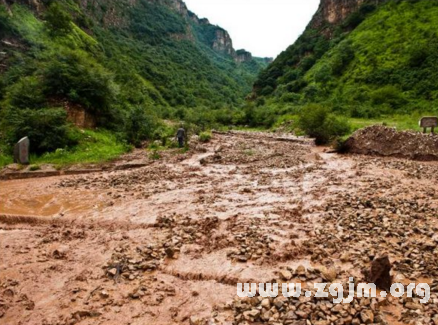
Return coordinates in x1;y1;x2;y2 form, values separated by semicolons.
45;3;72;36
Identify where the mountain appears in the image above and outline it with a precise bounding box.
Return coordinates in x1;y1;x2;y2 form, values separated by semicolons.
252;0;438;120
0;0;271;153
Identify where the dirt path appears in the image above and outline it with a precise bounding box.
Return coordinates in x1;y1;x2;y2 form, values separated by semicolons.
1;132;438;325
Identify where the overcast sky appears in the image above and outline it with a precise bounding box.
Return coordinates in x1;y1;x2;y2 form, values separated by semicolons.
183;0;320;58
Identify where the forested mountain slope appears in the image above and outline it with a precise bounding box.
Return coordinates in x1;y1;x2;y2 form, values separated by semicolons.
253;0;438;120
0;0;269;153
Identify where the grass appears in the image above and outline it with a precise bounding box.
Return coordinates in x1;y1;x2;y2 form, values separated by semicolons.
0;153;13;168
349;113;431;133
26;129;131;168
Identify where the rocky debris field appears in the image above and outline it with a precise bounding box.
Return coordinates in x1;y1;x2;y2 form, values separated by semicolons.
1;131;438;325
344;126;438;160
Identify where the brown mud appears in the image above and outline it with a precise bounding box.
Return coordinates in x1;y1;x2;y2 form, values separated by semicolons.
1;131;438;325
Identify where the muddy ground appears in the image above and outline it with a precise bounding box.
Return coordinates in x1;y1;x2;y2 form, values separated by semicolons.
1;131;438;325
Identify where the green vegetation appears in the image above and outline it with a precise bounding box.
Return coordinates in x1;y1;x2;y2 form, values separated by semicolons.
251;0;438;139
198;131;212;143
0;0;268;166
29;130;130;167
2;0;436;154
298;105;351;145
0;153;13;168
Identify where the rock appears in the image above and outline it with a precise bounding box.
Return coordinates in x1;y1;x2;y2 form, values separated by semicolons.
340;253;351;262
165;247;175;258
189;316;204;325
261;298;271;309
405;301;423;311
53;249;67;259
273;296;287;309
295;310;309;319
322;266;337;282
108;268;117;276
360;310;374;324
280;269;292;281
243;309;260;320
295;265;306;276
367;255;392;291
100;290;109;299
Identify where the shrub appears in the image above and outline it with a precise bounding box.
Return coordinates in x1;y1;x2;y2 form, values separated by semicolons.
299;104;351;145
370;85;407;109
199;131;212;143
1;107;77;154
42;49;117;114
124;106;159;147
44;2;73;36
5;76;45;109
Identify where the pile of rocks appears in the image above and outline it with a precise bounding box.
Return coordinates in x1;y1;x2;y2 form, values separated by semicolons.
356;156;438;181
154;214;220;251
202;139;308;170
307;193;438;278
224;217;275;263
344;125;438;160
105;244;168;282
57;164;190;200
229;266;385;325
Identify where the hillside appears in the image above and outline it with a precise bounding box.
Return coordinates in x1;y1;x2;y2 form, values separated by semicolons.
0;0;269;155
252;0;438;123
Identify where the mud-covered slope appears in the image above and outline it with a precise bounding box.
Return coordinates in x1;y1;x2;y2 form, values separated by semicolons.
253;0;438;118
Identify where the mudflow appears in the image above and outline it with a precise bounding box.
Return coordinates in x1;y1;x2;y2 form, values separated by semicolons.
1;131;438;325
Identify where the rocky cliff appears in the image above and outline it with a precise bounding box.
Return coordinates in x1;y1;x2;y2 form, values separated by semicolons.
253;0;388;97
235;50;252;63
212;28;235;57
312;0;386;26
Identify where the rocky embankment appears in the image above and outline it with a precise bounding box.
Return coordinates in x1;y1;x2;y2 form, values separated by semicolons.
344;126;438;160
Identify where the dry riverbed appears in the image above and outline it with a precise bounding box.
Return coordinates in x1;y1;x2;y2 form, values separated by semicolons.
1;131;438;325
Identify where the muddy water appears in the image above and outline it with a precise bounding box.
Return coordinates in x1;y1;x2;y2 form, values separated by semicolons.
1;132;437;324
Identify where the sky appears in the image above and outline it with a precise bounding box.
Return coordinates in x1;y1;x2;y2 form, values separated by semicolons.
183;0;320;58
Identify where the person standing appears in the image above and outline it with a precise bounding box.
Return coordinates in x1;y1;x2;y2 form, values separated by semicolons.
176;126;185;148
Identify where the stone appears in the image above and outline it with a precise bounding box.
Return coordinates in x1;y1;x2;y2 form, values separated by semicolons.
273;296;288;309
295;310;309;319
360;310;374;324
295;265;306;276
405;301;423;311
261;298;270;308
108;268;118;276
100;290;109;299
367;255;392;291
243;309;260;320
340;253;351;262
280;269;292;281
165;247;175;258
13;137;30;165
322;266;337;282
189;316;203;325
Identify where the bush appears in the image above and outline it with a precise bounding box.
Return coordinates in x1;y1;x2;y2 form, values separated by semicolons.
44;2;73;36
1;107;77;154
42;49;117;115
199;131;212;143
299;104;351;144
124;106;159;147
370;85;407;109
5;76;45;109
